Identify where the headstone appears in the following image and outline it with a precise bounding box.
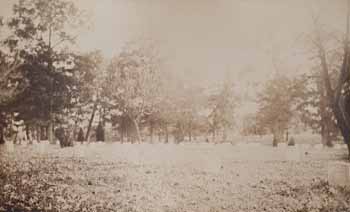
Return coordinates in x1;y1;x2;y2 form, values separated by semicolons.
328;161;350;187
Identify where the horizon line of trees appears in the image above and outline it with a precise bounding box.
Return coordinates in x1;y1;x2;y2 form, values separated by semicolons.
0;0;239;146
0;0;349;159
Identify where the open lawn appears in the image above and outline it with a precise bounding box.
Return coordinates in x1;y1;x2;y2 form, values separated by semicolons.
0;141;350;212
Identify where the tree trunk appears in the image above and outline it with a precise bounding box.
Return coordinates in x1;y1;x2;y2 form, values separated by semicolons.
347;142;350;161
164;124;169;143
319;79;334;147
48;121;54;144
31;128;36;143
34;126;38;143
120;116;125;143
188;120;192;142
73;120;78;141
321;122;334;147
0;126;5;144
212;129;216;143
48;26;55;145
120;125;124;143
272;126;284;147
25;124;32;144
150;121;154;143
330;61;350;153
41;126;45;141
316;2;350;158
131;117;142;143
126;128;129;143
175;122;184;143
222;126;228;143
158;124;161;142
37;126;43;143
85;101;98;142
321;125;327;145
36;126;39;142
126;117;131;143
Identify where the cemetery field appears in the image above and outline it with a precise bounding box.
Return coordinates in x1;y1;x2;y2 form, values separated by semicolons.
1;142;350;212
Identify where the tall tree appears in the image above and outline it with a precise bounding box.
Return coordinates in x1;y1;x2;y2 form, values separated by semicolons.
5;0;86;144
309;4;350;158
257;74;301;146
105;41;162;143
207;76;238;143
297;70;339;147
72;51;104;142
0;51;22;144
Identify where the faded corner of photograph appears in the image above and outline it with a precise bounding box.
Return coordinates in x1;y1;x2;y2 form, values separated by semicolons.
0;0;350;211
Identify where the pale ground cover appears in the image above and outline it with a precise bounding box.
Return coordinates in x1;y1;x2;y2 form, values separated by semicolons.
0;138;350;212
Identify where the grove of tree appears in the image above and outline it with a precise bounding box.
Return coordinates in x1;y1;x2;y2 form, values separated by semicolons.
0;0;349;159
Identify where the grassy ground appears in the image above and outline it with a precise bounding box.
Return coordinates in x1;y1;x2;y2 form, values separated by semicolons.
0;141;350;212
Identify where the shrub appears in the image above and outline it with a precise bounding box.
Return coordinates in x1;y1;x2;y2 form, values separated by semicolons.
273;137;278;147
54;127;73;147
288;136;295;146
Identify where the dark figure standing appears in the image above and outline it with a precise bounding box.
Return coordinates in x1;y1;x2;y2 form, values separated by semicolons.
96;122;105;142
77;128;85;143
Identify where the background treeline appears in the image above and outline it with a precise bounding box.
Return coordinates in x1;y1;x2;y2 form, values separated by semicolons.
0;0;349;152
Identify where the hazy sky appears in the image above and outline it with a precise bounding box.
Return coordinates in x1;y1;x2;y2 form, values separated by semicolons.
0;0;347;84
78;0;346;81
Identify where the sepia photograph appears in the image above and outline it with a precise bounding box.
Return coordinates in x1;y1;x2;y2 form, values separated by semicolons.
0;0;350;211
